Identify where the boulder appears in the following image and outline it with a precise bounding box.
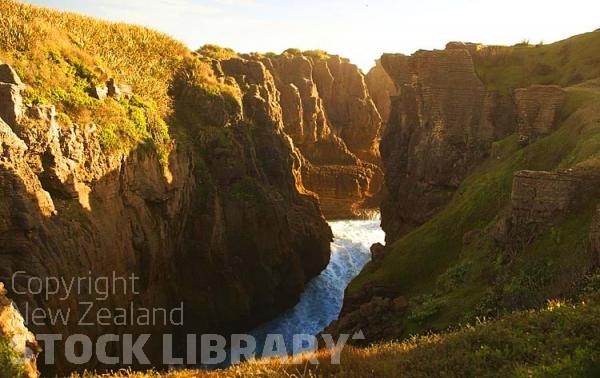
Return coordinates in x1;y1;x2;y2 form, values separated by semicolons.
0;63;23;86
370;242;386;261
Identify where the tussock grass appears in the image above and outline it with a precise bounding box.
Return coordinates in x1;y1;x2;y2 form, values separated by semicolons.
75;297;600;377
0;0;193;158
473;31;600;91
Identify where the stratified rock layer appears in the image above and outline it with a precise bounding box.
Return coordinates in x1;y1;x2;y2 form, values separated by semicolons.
379;48;566;242
249;53;383;218
366;60;397;127
495;170;600;250
515;85;566;144
0;62;332;373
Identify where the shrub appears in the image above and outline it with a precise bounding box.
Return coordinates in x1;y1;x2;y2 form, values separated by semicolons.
0;335;24;377
196;44;237;60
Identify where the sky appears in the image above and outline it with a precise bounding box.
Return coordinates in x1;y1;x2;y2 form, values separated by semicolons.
23;0;600;72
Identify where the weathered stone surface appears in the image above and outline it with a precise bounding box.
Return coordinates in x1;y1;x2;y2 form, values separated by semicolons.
511;170;589;224
89;85;108;100
495;170;600;248
0;283;40;378
235;53;385;218
366;59;398;126
515;85;566;144
379;48;515;242
0;63;23;86
322;294;405;344
0;62;333;374
370;242;386;261
0;82;23;128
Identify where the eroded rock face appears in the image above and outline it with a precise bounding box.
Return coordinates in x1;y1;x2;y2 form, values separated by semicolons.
515;85;566;145
0;63;24;128
495;170;600;249
0;283;40;378
229;53;385;219
379;49;514;241
0;62;332;374
378;47;570;242
366;60;397;128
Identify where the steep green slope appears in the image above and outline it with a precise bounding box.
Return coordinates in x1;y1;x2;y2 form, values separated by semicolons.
345;32;600;337
474;31;600;91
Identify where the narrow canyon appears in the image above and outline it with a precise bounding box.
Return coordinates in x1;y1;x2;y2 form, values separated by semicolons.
1;2;600;376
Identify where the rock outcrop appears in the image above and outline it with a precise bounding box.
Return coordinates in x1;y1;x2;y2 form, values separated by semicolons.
0;283;40;378
378;47;567;242
495;170;600;250
379;49;505;241
236;53;384;219
366;60;397;127
515;85;566;145
0;62;332;374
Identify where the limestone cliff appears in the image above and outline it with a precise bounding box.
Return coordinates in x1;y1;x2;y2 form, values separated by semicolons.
365;60;397;127
232;52;385;219
329;32;600;347
379;46;566;242
0;58;332;374
495;170;600;252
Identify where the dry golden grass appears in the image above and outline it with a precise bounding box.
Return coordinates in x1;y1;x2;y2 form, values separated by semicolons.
0;0;199;157
73;296;600;378
0;0;189;114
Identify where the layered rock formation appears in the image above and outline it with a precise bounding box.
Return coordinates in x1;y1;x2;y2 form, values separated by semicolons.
0;283;40;378
379;47;566;242
0;61;332;373
515;85;566;145
495;170;600;250
231;53;384;219
366;60;397;127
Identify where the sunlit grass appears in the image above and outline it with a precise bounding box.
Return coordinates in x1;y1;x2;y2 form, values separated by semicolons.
75;296;600;377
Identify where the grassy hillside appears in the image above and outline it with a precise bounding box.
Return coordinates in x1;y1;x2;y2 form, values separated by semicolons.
474;31;600;91
0;0;187;157
75;293;600;377
345;31;600;338
347;85;600;336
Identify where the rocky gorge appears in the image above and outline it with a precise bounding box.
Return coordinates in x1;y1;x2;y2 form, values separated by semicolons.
0;1;388;374
2;1;600;375
326;31;600;345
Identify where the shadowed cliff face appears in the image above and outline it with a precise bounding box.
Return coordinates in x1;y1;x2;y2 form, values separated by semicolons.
0;60;332;374
378;47;567;242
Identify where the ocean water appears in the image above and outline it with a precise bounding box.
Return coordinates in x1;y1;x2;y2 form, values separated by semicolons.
242;216;385;359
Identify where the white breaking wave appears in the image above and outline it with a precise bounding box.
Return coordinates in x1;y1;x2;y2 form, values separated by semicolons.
248;216;385;355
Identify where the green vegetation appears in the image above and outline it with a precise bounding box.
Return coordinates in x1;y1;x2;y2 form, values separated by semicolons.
303;49;331;60
348;82;600;336
0;335;24;377
76;297;600;377
229;177;267;204
474;31;600;92
196;44;238;60
282;48;302;56
0;0;191;159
